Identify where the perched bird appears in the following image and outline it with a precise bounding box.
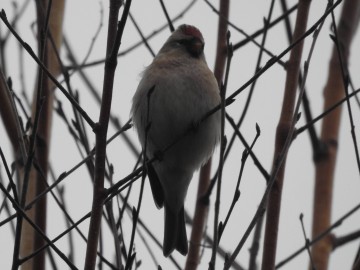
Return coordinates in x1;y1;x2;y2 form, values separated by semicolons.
131;24;220;257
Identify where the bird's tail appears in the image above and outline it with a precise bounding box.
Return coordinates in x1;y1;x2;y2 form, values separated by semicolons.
163;204;188;257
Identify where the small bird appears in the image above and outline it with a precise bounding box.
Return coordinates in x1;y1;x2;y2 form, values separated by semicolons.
131;24;220;257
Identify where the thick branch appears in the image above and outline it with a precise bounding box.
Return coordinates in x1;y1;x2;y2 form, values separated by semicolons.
310;1;360;269
261;1;311;269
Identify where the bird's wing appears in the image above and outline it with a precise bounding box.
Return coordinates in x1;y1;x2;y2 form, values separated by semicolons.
147;160;164;209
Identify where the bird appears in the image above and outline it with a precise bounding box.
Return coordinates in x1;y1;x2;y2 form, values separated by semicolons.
131;24;220;257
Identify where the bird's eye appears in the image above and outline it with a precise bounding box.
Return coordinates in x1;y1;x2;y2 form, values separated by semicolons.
175;39;187;46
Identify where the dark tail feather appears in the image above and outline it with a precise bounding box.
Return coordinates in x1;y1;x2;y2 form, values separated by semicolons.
176;207;188;255
163;205;188;257
146;161;164;208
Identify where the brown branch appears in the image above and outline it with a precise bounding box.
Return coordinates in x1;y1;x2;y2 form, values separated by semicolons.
185;1;229;269
8;1;65;269
84;0;132;269
31;1;65;269
261;0;311;269
150;3;345;269
185;164;211;270
310;1;360;269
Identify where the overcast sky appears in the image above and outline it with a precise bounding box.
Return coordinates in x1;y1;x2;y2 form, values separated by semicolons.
1;1;360;269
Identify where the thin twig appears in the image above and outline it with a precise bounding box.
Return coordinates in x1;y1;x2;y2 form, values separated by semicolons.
219;0;274;190
129;13;155;57
0;9;95;128
227;0;343;103
158;0;174;32
296;88;360;136
67;0;197;70
0;154;77;269
63;38;140;158
219;124;260;242
208;2;230;265
203;0;286;67
299;213;316;270
276;202;360;269
330;6;360;175
248;212;264;270
125;83;154;270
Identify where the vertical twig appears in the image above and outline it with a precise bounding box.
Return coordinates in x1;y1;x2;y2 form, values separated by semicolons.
248;212;264;270
238;0;275;127
125;86;154;270
209;56;228;270
210;31;233;269
84;0;131;269
185;1;229;269
300;214;315;269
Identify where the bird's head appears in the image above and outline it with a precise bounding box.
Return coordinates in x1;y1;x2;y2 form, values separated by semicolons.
159;24;205;59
